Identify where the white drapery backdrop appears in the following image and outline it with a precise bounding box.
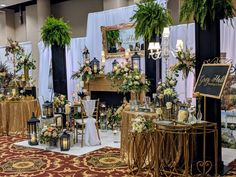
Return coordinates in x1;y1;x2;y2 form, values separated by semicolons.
163;23;196;102
66;37;87;101
37;6;236;102
221;18;236;65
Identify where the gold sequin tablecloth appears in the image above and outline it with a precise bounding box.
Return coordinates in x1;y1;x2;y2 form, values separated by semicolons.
120;110;157;160
0;100;41;135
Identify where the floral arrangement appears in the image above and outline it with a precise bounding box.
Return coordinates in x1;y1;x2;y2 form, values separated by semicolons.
170;48;195;79
16;52;36;72
53;94;67;108
119;69;150;94
71;62;98;83
0;62;13;89
156;74;178;106
39;126;60;144
107;62;132;84
5;39;24;57
131;115;153;133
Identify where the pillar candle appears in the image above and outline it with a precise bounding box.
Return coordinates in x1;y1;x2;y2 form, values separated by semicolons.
65;104;70;114
31;133;36;143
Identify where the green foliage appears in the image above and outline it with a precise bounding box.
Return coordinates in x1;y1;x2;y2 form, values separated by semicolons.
41;17;71;47
106;30;120;48
130;0;172;41
180;0;236;29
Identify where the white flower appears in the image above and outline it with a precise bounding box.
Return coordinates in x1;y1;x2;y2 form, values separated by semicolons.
162;83;166;87
129;81;133;86
124;68;129;72
156;108;163;115
157;86;162;91
135;76;140;80
169;80;176;86
52;132;57;137
166;102;172;109
164;88;174;95
134;81;139;85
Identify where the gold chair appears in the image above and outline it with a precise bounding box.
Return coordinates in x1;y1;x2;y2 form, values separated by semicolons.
75;99;100;147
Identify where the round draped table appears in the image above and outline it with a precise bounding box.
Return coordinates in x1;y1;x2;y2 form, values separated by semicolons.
120;110;157;160
0;99;41;135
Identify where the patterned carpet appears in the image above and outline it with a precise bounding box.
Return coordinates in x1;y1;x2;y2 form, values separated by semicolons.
0;135;235;177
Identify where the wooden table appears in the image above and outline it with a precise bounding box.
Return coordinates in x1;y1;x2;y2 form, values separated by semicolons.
0;99;41;135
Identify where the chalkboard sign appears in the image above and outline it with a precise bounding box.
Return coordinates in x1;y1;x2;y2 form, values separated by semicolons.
194;64;231;99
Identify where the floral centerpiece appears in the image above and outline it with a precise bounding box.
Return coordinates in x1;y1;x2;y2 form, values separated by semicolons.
156;74;178;105
170;48;195;79
107;62;132;85
71;62;98;83
119;69;150;94
53;94;68;112
39;126;60;145
131;115;153;133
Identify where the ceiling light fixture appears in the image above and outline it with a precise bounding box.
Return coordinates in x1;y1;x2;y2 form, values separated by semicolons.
0;4;6;7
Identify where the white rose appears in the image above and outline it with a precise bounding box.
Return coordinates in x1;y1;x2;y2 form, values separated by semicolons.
166;102;172;109
157;86;162;91
169;80;176;86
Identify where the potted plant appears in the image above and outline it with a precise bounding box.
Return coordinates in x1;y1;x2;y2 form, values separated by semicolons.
130;0;172;41
130;0;172;94
41;17;71;96
180;0;236;29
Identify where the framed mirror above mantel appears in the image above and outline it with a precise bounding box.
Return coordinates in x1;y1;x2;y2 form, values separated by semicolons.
101;23;145;59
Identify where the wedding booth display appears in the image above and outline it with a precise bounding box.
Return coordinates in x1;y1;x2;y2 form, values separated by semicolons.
2;0;234;176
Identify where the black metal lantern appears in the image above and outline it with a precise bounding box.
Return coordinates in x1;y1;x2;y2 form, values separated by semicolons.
55;114;63;129
90;57;100;74
131;52;141;72
60;130;70;151
112;60;119;71
43;101;54;118
27;112;40;145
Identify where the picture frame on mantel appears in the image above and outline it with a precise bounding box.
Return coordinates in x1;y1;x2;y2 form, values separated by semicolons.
194;64;231;99
101;23;144;59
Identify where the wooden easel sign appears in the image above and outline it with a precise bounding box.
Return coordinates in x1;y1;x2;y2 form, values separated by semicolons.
194;64;231;99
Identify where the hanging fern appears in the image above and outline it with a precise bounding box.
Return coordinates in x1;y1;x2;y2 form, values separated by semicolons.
41;17;71;47
130;0;172;41
180;0;236;29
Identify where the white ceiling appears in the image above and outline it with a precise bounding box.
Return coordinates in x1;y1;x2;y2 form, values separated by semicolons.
0;0;32;9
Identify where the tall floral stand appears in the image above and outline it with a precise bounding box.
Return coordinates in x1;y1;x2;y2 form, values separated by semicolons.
24;66;29;82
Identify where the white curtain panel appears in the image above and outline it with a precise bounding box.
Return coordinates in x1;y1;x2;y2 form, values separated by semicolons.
163;23;195;102
38;41;52;101
220;17;236;65
66;37;87;101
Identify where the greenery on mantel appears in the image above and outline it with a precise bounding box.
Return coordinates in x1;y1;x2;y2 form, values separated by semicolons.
130;0;172;41
41;17;71;47
180;0;236;29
